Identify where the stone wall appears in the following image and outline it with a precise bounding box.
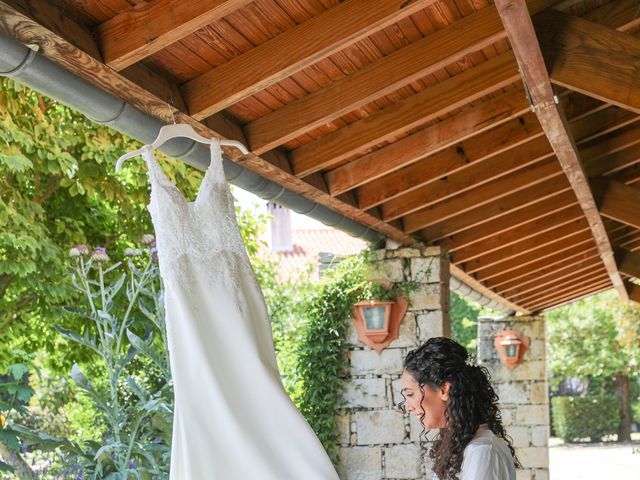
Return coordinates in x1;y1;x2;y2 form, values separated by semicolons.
337;245;450;480
477;316;550;480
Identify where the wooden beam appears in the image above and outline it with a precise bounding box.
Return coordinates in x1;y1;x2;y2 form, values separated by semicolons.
473;233;595;280
438;193;579;251
582;0;640;33
95;0;251;71
494;0;627;300
617;248;640;280
452;204;584;263
450;264;531;314
0;0;415;247
245;0;560;154
594;178;640;230
535;283;612;312
627;281;640;303
492;250;601;293
461;219;591;273
290;52;521;177
382;107;634;220
181;0;435;120
519;274;610;307
535;10;640;114
507;263;605;301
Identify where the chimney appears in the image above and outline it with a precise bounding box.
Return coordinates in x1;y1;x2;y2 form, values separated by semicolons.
267;202;293;253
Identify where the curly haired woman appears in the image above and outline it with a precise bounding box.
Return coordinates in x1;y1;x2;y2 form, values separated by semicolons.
400;337;521;480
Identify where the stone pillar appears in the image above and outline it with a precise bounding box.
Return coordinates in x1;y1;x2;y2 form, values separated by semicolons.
477;316;550;480
337;245;450;480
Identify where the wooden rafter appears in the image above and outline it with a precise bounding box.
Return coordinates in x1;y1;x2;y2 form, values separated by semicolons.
290;52;521;177
617;248;640;280
95;0;252;71
181;0;436;120
536;284;612;312
535;10;640;114
492;0;629;300
594;179;640;230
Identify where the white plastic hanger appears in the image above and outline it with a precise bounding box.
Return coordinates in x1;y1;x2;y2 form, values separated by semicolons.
115;123;249;172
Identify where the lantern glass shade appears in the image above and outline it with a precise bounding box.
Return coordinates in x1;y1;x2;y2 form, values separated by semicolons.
505;344;518;358
362;305;387;330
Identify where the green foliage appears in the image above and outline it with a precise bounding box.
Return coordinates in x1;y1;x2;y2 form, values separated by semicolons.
551;396;619;442
293;255;369;463
450;291;481;354
0;78;203;373
56;245;173;479
546;291;640;383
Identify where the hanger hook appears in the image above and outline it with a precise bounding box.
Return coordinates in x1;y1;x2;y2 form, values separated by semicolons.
167;97;176;125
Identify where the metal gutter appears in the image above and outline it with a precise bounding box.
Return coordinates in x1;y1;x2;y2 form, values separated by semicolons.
0;33;513;314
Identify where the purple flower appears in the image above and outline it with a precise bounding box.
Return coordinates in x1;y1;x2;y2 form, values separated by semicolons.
91;247;110;264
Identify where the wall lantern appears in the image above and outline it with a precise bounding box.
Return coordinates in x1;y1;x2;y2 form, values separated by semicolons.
352;297;408;352
494;329;530;368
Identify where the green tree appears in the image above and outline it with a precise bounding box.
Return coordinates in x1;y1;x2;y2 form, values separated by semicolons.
0;78;204;371
547;291;640;441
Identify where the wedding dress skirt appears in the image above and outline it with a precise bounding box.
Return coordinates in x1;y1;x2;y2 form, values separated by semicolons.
143;142;339;479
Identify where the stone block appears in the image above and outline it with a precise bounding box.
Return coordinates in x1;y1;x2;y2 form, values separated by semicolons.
350;349;404;375
391;378;404;408
367;259;404;283
389;313;419;348
507;426;530;448
501;407;516;427
337;446;382;480
422;246;442;257
529;382;548;404
343;378;387;408
531;426;549;447
409;284;442;310
346;321;360;346
410;257;440;283
528;339;546;360
387;247;422;258
355;410;406;445
384;444;422;478
516;405;549;426
533;469;549;480
417;310;444;340
490;361;546;383
516;447;549;469
337;412;351;445
516;469;534;480
497;382;530;404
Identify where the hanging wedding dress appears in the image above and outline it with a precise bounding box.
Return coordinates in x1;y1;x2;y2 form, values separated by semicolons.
143;141;339;479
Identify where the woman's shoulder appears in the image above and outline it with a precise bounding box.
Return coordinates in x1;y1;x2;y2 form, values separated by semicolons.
460;425;516;479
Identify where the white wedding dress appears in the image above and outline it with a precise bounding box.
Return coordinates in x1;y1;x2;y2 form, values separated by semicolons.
143;141;339;479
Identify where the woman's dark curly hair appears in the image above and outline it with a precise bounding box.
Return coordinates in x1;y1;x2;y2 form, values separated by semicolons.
403;337;521;479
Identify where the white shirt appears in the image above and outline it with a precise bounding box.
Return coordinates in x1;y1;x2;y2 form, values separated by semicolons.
460;424;516;480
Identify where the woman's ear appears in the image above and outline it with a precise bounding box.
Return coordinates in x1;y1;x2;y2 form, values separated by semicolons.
439;382;451;402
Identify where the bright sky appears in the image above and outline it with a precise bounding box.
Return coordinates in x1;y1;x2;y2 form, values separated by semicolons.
232;185;327;229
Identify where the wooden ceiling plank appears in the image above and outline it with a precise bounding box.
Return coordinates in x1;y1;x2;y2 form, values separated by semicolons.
0;0;416;247
535;10;640;114
245;2;561;154
506;262;606;300
472;233;595;280
381;107;636;220
452;204;584;263
332;86;531;198
95;0;252;71
627;281;640;303
492;0;628;300
438;193;579;251
519;274;610;306
617;247;640;280
290;51;521;177
181;0;437;120
534;283;612;312
594;179;640;230
490;249;601;293
461;219;591;273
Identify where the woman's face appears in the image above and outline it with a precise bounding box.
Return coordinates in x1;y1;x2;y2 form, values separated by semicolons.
400;369;450;429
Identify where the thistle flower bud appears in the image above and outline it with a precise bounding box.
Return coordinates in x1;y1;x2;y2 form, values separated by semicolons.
75;244;89;255
91;247;110;264
142;234;155;246
124;248;142;257
69;247;81;258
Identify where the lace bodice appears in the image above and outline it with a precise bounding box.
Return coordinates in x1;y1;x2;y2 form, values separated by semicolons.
143;142;248;289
